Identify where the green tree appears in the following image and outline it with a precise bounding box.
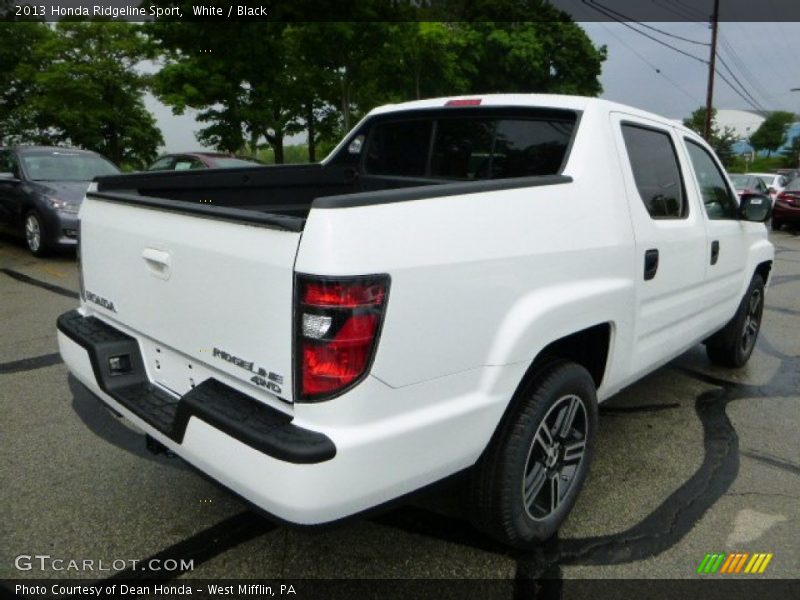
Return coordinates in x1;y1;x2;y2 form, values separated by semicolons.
150;21;300;162
147;13;605;163
455;21;605;96
749;111;795;157
683;107;738;167
0;6;52;144
27;21;162;168
780;133;800;168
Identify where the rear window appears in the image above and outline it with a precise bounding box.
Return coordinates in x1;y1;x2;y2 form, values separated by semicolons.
363;111;576;180
729;174;749;188
364;120;433;177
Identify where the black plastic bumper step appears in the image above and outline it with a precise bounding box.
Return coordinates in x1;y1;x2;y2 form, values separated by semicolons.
57;310;335;463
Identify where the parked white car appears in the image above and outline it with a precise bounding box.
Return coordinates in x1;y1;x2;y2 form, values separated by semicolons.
748;172;788;204
57;94;774;548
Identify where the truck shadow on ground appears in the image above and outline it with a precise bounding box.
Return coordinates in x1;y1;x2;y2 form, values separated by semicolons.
62;329;798;593
54;270;800;594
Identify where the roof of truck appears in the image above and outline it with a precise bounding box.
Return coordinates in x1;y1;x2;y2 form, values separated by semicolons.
368;94;698;138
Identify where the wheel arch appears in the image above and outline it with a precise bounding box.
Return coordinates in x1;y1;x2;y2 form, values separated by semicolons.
480;322;612;458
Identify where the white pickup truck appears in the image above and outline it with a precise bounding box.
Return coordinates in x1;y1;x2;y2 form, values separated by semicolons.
57;95;774;547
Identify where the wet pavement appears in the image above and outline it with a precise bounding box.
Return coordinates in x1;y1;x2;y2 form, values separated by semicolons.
1;229;798;590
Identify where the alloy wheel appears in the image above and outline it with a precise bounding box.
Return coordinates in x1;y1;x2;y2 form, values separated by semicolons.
741;288;762;353
522;393;588;520
25;214;41;253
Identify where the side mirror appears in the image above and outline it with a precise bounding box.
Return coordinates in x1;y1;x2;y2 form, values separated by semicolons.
0;172;21;183
768;187;776;195
739;193;772;223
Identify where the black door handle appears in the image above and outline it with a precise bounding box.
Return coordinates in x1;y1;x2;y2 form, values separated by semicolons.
644;249;659;281
711;240;720;265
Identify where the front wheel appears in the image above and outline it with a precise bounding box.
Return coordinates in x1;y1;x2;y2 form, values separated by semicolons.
706;274;765;367
24;210;49;257
469;360;598;548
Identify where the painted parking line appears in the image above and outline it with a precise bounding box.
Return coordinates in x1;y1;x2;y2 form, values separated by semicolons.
0;268;79;299
0;352;63;374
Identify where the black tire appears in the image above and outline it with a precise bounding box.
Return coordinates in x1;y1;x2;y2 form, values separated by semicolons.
23;210;49;257
705;274;765;368
469;360;598;548
771;219;782;231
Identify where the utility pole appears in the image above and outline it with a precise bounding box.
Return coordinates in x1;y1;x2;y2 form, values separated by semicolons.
704;0;720;141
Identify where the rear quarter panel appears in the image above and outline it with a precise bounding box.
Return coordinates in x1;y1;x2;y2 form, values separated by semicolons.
296;103;637;401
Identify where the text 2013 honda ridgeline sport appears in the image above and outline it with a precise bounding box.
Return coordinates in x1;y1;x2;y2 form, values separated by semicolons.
57;95;774;547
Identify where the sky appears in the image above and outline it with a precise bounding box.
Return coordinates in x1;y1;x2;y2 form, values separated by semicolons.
148;21;800;153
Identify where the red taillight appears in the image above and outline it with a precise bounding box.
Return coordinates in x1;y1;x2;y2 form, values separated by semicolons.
777;191;799;206
303;281;385;307
295;275;389;401
445;98;482;107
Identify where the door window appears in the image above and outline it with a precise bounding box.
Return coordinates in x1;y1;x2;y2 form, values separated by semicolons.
684;140;738;220
621;124;687;219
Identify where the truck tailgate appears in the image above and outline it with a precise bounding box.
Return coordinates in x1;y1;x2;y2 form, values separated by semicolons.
79;195;300;403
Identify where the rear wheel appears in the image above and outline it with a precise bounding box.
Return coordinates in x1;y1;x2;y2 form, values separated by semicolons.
24;210;49;257
771;219;782;231
469;360;598;548
706;274;765;367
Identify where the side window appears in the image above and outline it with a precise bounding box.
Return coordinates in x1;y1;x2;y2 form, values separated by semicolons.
148;156;175;171
621;124;686;219
173;157;196;171
684;140;738;220
430;118;494;179
0;150;18;176
364;120;432;177
492;118;574;178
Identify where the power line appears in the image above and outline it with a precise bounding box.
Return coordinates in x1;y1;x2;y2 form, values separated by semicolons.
715;69;768;115
718;33;772;109
581;1;708;65
649;0;702;22
588;1;708;46
716;55;767;113
669;0;711;21
583;0;770;116
598;22;700;105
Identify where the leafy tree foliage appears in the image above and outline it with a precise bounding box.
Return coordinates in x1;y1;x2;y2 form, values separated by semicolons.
27;21;163;168
0;6;51;145
749;111;795;157
148;18;605;162
0;19;162;168
683;107;738;167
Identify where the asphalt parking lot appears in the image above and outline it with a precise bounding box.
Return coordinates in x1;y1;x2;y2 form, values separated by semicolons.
1;230;798;591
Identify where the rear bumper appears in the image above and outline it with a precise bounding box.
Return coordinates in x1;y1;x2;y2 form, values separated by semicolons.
773;203;800;223
58;310;519;524
57;310;335;464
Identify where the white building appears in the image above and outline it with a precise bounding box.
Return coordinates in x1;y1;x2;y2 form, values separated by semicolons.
714;109;767;139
